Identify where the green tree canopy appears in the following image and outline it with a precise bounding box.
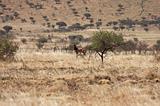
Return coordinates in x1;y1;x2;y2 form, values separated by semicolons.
91;31;124;63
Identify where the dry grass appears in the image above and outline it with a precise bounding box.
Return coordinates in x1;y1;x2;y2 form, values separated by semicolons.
154;54;160;62
0;50;160;106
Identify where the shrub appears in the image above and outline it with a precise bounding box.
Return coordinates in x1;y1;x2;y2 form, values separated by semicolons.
118;4;123;8
113;26;119;31
54;27;70;32
68;23;85;31
37;37;48;44
153;40;160;52
96;21;102;28
137;41;148;54
157;40;160;44
84;13;91;19
144;27;149;32
83;24;94;29
122;40;137;54
21;38;27;44
36;37;48;49
0;38;18;61
36;42;44;49
56;21;67;27
3;25;12;33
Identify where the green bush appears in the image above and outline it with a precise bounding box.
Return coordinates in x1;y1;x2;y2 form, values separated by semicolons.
37;37;48;44
0;38;18;61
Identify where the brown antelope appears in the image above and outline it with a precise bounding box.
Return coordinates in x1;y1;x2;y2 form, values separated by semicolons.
73;44;86;56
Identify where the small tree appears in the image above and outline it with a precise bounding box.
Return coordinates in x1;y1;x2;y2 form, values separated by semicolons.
21;38;27;44
0;38;18;61
84;13;91;19
91;31;124;63
36;37;48;49
3;25;12;33
3;25;13;38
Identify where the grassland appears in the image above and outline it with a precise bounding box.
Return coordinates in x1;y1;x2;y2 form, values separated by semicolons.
0;49;160;106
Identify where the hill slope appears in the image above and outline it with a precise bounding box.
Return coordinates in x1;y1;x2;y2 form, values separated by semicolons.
0;0;160;30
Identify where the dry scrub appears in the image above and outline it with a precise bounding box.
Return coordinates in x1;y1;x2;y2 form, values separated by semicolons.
0;50;160;106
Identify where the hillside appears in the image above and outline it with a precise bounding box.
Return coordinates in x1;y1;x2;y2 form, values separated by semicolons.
0;0;160;31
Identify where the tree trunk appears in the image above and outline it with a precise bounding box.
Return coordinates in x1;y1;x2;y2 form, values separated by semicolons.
97;52;104;64
100;55;104;64
139;50;141;55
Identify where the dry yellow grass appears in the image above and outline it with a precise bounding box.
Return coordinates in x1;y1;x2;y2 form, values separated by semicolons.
0;50;160;106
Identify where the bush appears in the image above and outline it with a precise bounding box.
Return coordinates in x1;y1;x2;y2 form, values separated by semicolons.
3;25;12;33
144;27;149;32
96;21;102;28
84;13;91;19
156;40;160;45
83;24;94;29
137;41;148;54
36;42;44;49
121;40;137;54
36;37;48;49
153;40;160;52
56;21;67;27
37;37;48;44
21;38;27;44
0;38;18;61
68;23;85;31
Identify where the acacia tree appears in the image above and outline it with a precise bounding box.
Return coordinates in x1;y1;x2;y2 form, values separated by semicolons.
91;31;124;64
